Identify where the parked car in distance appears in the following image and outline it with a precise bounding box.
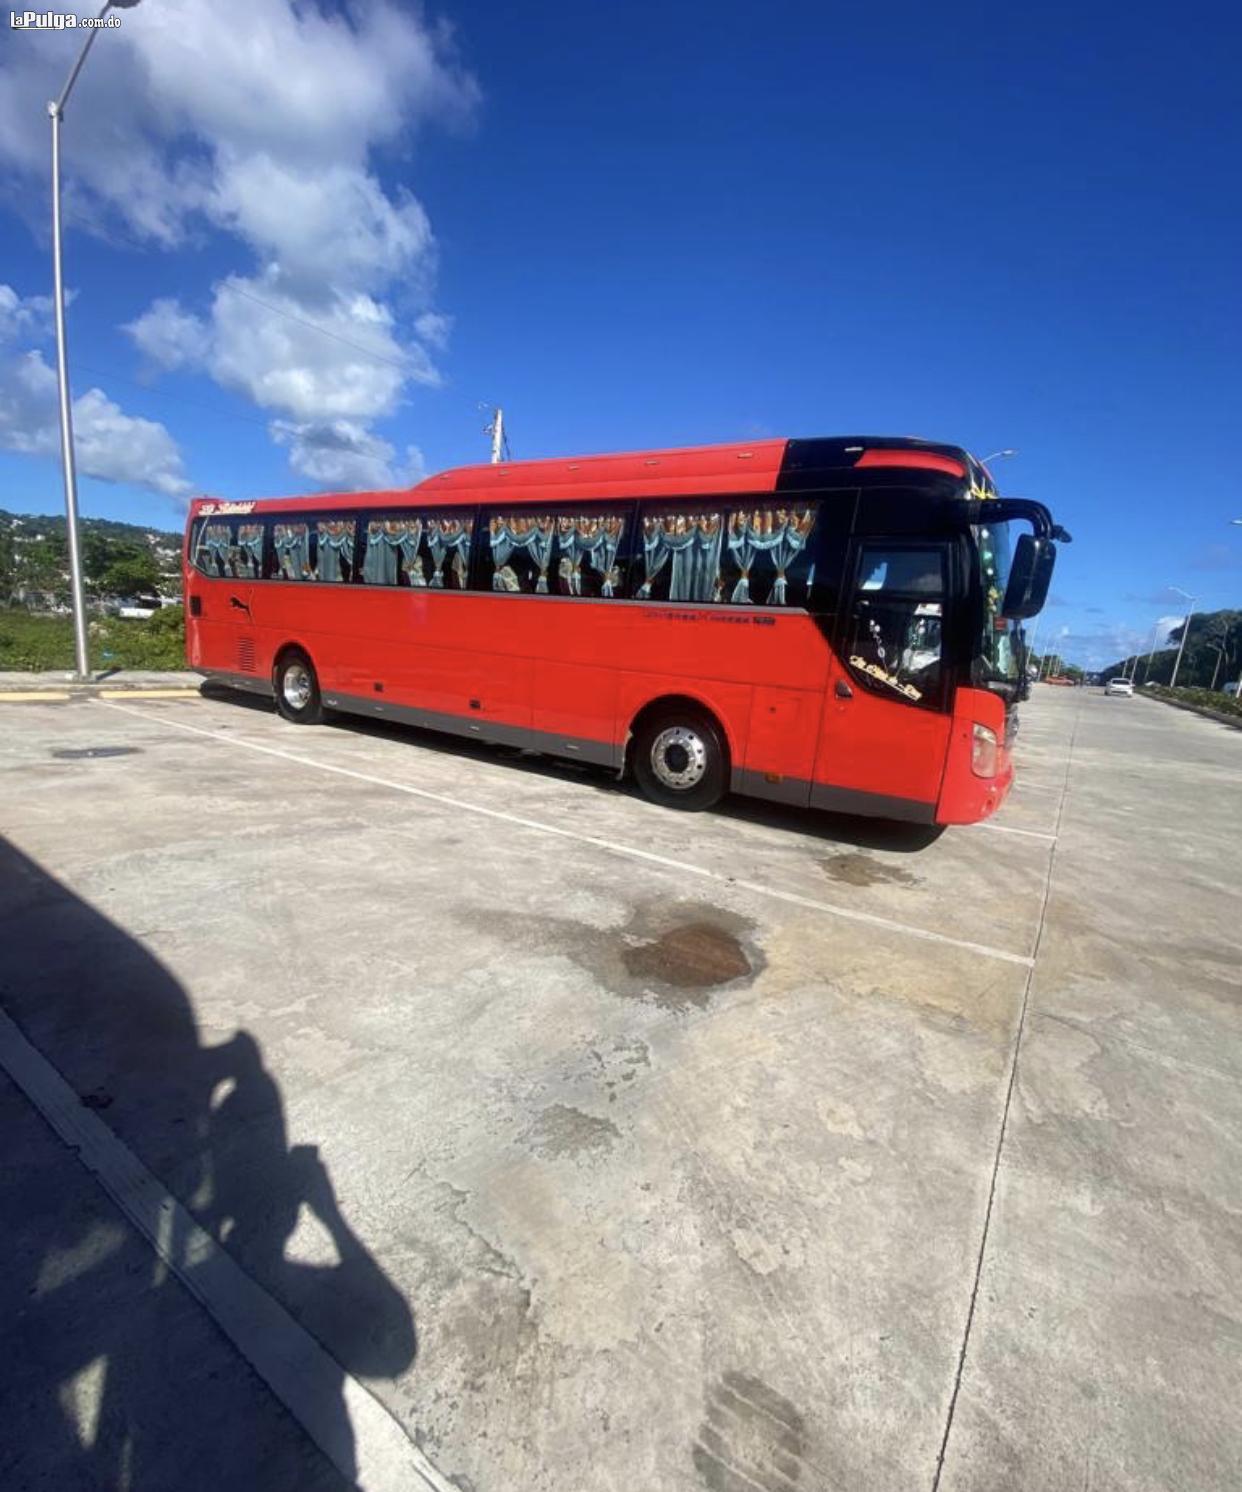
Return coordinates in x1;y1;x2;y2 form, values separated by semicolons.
117;595;161;620
1105;677;1135;696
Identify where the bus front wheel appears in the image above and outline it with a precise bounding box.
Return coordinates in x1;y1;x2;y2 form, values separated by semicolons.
632;708;727;811
274;651;324;725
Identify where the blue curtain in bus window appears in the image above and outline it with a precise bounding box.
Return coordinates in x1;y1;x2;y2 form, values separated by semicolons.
363;519;423;586
274;523;311;580
556;514;626;596
638;513;723;602
232;523;264;579
316;520;356;583
426;517;472;588
727;507;816;603
202;523;233;577
489;514;554;592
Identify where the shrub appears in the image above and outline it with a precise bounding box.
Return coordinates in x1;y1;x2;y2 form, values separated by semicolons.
0;605;187;672
1145;683;1242;721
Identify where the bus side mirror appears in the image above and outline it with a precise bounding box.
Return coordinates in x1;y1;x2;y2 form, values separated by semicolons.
1001;535;1055;619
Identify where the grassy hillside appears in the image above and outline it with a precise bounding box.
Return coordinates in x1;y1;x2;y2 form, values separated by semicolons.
0;605;186;671
0;507;182;608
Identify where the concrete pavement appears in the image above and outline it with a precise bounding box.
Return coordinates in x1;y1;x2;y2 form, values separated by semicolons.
0;683;1237;1490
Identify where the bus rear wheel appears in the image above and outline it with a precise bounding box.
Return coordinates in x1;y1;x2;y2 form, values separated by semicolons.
274;651;324;725
632;707;727;811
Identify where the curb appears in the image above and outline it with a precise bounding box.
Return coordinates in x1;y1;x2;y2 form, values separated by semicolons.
1139;691;1242;732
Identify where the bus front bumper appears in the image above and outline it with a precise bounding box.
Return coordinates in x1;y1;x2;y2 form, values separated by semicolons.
935;689;1015;825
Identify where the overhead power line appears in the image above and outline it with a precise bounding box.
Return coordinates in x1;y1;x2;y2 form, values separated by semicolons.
224;284;415;374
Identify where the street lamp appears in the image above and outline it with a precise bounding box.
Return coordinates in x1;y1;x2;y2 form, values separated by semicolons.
980;449;1018;466
1167;585;1197;689
49;0;143;679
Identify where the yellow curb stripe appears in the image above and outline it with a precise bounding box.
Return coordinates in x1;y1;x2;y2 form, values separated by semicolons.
98;689;202;699
0;692;72;702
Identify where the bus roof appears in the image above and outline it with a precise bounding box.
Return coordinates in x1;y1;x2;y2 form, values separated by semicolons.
188;435;981;517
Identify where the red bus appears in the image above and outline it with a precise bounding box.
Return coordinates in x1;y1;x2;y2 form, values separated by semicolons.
184;436;1067;824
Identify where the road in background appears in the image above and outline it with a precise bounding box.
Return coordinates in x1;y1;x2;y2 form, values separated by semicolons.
0;685;1237;1491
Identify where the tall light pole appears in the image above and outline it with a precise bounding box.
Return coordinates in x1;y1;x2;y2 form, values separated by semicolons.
1230;521;1242;697
1207;640;1226;693
1168;585;1197;690
49;0;142;679
1141;618;1164;682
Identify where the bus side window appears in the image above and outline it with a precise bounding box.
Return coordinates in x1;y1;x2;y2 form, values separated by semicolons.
233;522;265;580
552;511;629;597
362;515;424;586
272;522;312;581
315;519;356;583
845;544;947;708
481;512;556;592
424;514;473;589
719;504;816;606
632;506;725;602
193;521;234;577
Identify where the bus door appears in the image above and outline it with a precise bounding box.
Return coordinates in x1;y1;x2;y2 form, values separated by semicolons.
187;517;263;679
813;540;953;819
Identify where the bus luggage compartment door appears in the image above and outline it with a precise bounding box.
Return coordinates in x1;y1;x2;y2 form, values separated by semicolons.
742;687;817;806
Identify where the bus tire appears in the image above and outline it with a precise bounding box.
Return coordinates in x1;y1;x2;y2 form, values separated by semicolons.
274;650;324;725
632;706;727;811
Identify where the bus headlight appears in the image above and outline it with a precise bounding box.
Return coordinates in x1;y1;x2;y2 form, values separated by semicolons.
971;723;999;778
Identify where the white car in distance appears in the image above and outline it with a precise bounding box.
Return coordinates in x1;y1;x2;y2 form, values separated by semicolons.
1105;677;1135;697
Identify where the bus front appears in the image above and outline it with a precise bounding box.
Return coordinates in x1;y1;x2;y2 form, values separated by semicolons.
935;481;1068;824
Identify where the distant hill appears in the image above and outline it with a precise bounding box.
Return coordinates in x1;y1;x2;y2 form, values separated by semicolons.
0;508;182;608
0;508;181;546
1102;607;1242;691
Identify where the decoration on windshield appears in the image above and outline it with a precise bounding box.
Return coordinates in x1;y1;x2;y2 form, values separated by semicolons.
849;654;924;702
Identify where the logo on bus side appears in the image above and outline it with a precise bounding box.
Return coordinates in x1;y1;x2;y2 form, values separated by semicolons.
198;500;257;516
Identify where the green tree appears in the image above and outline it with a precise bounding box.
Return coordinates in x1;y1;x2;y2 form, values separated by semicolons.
81;530;113;586
99;551;160;598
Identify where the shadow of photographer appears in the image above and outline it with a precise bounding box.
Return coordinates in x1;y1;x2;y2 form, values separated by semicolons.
0;838;415;1490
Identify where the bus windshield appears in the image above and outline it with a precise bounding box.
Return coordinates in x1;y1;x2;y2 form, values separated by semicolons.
973;520;1019;688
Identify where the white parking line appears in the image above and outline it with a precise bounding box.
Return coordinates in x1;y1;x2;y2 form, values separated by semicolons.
101;698;1036;968
972;821;1058;842
0;1010;457;1492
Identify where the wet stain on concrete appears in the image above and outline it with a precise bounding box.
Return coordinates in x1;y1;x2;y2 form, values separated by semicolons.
459;899;763;1013
693;1371;808;1490
612;903;761;1011
820;851;917;888
51;746;141;760
623;921;752;993
528;1103;620;1159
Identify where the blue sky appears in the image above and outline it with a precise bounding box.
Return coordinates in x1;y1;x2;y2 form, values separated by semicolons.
1;0;1239;667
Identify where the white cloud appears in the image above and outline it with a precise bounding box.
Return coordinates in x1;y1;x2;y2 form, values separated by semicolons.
0;284;56;344
126;297;207;371
270;418;425;491
128;275;440;424
414;312;453;351
0;344;191;499
0;0;477;485
209;154;436;295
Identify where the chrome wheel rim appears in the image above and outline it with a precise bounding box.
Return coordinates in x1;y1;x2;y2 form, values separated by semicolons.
650;725;708;790
282;662;312;711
